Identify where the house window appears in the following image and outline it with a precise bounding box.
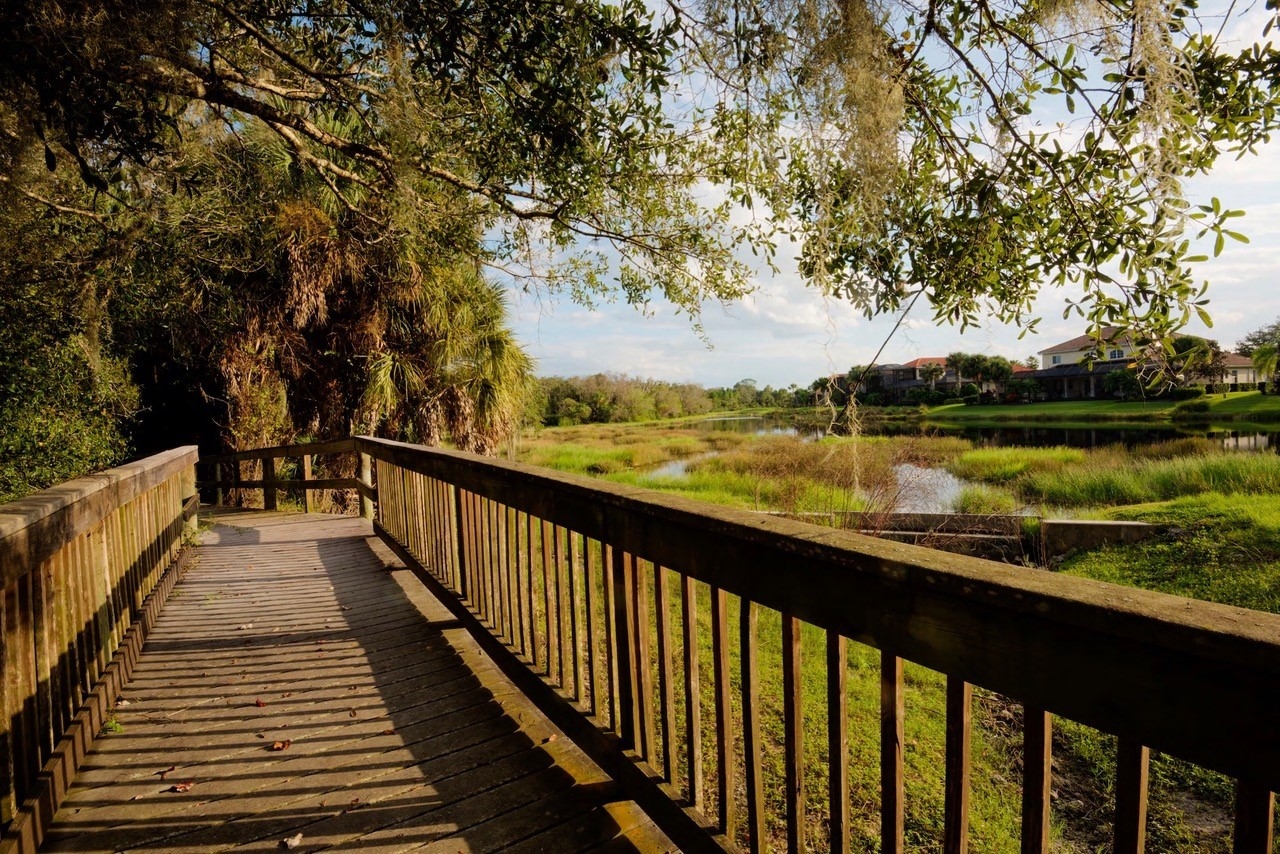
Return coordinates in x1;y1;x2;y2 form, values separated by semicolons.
1108;348;1124;360
1051;355;1061;365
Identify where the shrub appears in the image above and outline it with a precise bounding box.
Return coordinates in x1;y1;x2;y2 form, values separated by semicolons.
961;394;980;406
1162;386;1204;401
1236;382;1257;392
1172;399;1211;419
959;382;981;398
978;391;999;405
1260;381;1268;395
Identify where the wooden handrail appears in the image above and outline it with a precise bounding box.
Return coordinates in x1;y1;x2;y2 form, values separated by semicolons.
349;435;1279;853
199;438;373;515
0;448;198;852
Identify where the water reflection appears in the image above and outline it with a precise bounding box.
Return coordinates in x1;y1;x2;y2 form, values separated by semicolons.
690;415;1280;452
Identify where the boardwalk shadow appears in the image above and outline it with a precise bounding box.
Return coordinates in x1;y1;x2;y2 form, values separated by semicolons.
42;509;657;853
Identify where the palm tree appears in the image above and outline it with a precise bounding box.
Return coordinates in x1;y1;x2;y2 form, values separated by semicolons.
1253;344;1278;392
919;362;945;390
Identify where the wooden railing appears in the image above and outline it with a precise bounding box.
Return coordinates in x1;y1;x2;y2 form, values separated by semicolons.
225;436;1280;853
200;437;374;516
0;447;198;852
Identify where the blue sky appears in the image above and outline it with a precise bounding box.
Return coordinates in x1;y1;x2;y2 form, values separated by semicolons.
504;13;1280;390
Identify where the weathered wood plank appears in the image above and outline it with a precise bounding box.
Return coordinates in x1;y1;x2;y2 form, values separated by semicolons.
40;511;674;854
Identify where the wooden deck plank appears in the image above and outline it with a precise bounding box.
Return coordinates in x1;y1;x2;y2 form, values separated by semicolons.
42;510;672;853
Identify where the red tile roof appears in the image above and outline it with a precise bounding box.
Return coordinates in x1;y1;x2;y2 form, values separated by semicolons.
1037;327;1130;355
901;357;947;368
1224;353;1254;367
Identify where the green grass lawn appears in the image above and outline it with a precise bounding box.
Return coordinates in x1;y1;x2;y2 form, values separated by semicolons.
925;391;1280;424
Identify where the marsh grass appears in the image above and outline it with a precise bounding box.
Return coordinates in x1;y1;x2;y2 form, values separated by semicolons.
1024;452;1280;507
946;446;1087;482
950;484;1019;514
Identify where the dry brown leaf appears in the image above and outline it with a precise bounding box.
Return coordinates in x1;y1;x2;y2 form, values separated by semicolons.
542;735;557;744
381;729;395;735
348;709;357;717
281;832;304;849
170;781;195;793
270;739;292;751
154;765;176;780
281;692;293;698
254;698;267;708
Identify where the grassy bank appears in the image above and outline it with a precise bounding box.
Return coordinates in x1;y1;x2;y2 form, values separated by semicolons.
944;441;1280;509
925;390;1280;425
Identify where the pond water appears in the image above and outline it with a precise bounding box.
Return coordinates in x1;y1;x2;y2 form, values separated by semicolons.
689;415;1280;452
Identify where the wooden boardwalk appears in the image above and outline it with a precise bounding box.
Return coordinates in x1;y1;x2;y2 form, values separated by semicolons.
41;510;673;853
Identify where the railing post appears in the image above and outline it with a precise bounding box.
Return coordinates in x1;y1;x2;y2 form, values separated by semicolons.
262;456;277;510
610;544;637;751
214;461;224;507
302;454;314;513
181;463;198;536
359;452;373;519
453;485;469;599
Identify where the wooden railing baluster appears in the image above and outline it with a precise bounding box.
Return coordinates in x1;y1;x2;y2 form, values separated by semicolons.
542;520;555;679
262;456;277;510
603;544;618;730
584;538;600;717
633;556;656;764
611;546;637;748
882;652;906;854
1021;706;1052;854
682;574;704;811
741;599;765;854
944;677;972;853
568;532;582;701
783;613;805;854
1234;780;1276;854
828;631;850;854
655;565;676;783
711;585;735;837
1115;737;1151;853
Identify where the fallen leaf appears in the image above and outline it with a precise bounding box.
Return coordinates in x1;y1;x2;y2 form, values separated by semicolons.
237;624;253;630
270;739;292;751
170;781;195;793
254;698;267;708
281;692;293;698
281;832;304;849
542;735;557;744
116;699;131;707
340;605;352;611
349;709;357;717
381;729;395;735
255;733;266;739
153;765;176;779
